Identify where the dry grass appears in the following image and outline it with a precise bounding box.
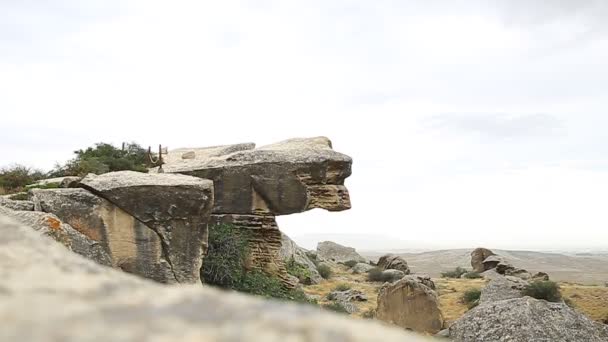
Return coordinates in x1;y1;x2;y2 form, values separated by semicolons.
561;283;608;322
302;263;379;318
434;278;487;325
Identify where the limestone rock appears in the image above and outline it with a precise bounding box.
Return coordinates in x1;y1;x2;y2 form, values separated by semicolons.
377;254;411;274
376;276;444;334
408;274;436;290
0;206;112;266
480;276;528;304
0;197;34;211
531;272;550;281
328;289;368;302
316;241;365;263
481;254;506;271
279;232;322;284
449;297;608;342
80;171;214;284
505;268;532;280
470;247;495;273
351;263;374;274
0;213;438;342
59;176;82;188
380;269;407;282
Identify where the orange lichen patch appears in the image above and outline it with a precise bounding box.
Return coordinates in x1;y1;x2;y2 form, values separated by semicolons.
44;216;63;231
68;217;102;241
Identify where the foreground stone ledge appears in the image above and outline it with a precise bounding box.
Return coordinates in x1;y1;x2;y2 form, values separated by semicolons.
0;214;431;342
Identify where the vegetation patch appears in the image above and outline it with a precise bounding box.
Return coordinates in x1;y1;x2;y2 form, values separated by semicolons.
367;267;402;282
522;281;562;302
332;283;352;292
441;267;469;279
462;289;481;309
463;272;482;279
317;264;332;279
342;260;359;268
0;165;45;194
285;257;313;285
322;302;349;314
202;223;313;304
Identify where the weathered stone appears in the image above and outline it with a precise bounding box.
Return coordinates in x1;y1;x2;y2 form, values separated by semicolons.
0;213;439;342
481;254;506;271
449;297;608;342
316;241;365;263
531;271;550;281
480;275;528;304
328;289;368;302
495;261;516;275
505;268;532;280
376;276;444;334
471;247;495;273
380;269;407;282
408;274;436;290
0;197;34;211
351;262;374;274
59;176;81;188
80;171;214;284
377;254;411;274
279;232;322;284
0;206;112;266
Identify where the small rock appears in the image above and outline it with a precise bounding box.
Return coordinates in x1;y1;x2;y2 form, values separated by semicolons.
328;289;368;302
351;263;374;274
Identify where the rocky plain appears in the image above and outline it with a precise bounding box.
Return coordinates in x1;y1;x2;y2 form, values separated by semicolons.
1;137;607;341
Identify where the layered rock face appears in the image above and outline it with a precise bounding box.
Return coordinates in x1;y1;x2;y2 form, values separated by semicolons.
377;254;411;274
376;276;444;334
0;214;431;342
470;247;495;273
27;171;214;284
162;137;352;285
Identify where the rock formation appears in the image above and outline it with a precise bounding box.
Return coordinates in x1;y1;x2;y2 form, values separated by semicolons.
470;247;495;273
351;262;374;274
479;275;528;304
279;232;322;284
377;254;411;274
449;297;608;341
0;213;433;342
24;171;214;284
376;276;444;334
316;241;365;263
161;137;352;286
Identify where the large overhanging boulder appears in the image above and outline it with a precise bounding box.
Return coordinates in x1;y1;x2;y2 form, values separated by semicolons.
0;214;431;342
29;171;214;284
161;137;353;286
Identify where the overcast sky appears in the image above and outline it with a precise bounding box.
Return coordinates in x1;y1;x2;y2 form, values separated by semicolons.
2;0;607;251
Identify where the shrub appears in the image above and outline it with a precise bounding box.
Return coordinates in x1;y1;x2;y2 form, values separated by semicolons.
201;223;313;304
342;260;358;268
317;264;332;279
322;302;349;314
463;272;482;279
521;281;562;302
441;267;469;279
0;165;45;194
332;283;352;292
286;257;313;285
462;289;481;309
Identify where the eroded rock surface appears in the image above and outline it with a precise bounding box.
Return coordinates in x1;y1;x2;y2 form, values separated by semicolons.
376;276;444;334
279;232;322;284
0;214;432;342
449;297;608;342
480;275;528;304
471;247;495;273
377;254;411;274
317;241;365;263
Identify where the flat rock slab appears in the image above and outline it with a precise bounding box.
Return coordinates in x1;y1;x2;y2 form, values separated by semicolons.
0;214;432;342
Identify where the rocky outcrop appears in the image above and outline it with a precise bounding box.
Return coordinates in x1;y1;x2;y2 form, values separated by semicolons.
327;289;368;313
316;241;365;263
162;137;352;286
449;297;608;342
351;262;374;274
471;247;495;273
377;254;411;274
0;196;34;211
0;214;430;342
480;275;528;304
279;232;322;284
29;171;213;284
376;276;444;334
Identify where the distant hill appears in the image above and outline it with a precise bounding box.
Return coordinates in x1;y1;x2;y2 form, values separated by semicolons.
362;249;608;285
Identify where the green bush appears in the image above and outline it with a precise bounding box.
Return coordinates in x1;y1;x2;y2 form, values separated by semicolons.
286;257;313;285
0;165;45;194
49;142;149;177
342;260;358;268
8;192;29;201
463;272;482;279
317;264;332;279
201;223;312;304
322;302;349;314
441;267;469;279
332;283;352;292
462;289;481;309
522;281;562;302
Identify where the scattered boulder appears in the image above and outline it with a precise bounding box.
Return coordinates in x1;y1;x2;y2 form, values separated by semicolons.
471;247;495;273
505;268;532;280
495;261;516;275
409;274;436;290
279;233;322;284
0;213;433;342
480;275;528;304
377;254;410;274
376;276;444;334
351;262;374;274
531;272;550;281
328;289;368;302
481;255;505;271
316;241;365;263
449;297;608;342
381;269;407;282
